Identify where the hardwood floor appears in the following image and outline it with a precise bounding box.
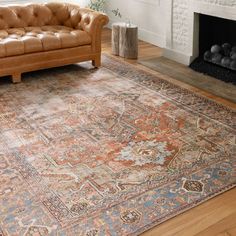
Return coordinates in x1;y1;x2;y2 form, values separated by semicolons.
138;57;236;103
101;28;236;236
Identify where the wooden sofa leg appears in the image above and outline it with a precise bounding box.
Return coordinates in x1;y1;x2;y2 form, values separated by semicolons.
12;73;21;83
92;56;101;68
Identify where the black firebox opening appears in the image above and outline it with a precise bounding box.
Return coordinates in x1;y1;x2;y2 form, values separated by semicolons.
199;14;236;55
190;14;236;84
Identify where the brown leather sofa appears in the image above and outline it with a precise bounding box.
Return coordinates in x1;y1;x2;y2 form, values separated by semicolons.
0;2;109;83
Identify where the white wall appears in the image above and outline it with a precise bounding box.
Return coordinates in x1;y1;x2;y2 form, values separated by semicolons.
59;0;88;6
105;0;165;47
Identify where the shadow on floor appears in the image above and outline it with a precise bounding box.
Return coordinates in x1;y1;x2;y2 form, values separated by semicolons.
0;62;96;86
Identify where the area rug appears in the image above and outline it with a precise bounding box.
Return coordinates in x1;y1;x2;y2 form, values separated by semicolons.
0;54;235;236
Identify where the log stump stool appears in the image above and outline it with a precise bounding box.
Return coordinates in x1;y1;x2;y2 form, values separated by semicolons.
112;22;138;59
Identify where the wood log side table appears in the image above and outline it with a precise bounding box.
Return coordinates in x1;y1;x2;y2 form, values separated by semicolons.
112;22;138;59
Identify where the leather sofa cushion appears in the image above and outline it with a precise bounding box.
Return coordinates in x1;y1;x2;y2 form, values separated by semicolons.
0;25;91;57
0;3;91;30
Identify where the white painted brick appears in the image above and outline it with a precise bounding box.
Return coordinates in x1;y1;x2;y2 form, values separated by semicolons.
196;0;236;7
171;0;236;52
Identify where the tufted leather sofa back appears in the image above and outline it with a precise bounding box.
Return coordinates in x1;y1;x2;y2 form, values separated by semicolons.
0;2;87;30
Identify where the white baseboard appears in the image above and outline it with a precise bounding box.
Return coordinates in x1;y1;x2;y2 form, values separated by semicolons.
107;18;165;48
138;28;165;48
163;48;192;65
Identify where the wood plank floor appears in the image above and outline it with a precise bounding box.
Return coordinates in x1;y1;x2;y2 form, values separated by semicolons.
138;57;236;103
101;28;236;236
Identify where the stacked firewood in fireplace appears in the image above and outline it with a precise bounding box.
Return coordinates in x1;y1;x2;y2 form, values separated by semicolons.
204;43;236;71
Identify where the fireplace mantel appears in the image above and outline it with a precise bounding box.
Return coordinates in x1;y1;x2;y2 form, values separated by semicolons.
164;0;236;65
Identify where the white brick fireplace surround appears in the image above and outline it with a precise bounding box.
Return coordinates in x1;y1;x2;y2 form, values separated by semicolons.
164;0;236;65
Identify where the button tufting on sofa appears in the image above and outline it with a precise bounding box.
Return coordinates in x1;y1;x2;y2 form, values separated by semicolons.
0;25;92;57
0;2;109;83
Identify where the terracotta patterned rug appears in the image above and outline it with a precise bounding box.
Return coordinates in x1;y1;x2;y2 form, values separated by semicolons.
0;54;235;236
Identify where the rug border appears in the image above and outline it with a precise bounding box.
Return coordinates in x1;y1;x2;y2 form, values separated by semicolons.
131;184;235;236
102;54;236;115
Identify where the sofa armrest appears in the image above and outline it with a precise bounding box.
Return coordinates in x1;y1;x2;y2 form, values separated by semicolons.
78;8;109;52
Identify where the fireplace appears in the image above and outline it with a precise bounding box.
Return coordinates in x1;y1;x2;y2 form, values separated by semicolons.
163;0;236;83
190;14;236;84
